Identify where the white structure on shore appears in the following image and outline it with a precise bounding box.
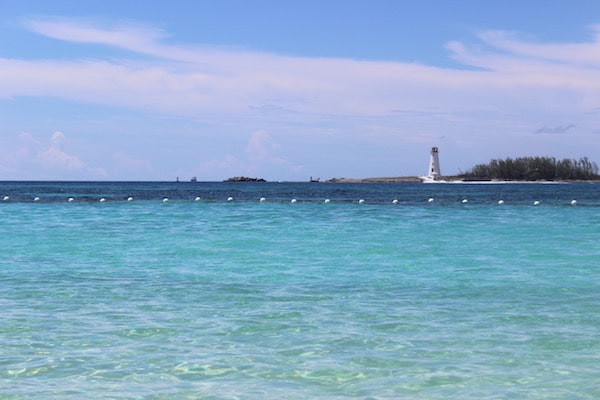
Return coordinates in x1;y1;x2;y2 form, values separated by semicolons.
421;147;443;182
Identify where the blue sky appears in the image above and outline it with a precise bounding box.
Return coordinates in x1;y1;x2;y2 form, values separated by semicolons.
2;0;600;181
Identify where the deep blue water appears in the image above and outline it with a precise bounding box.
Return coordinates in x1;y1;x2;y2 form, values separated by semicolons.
1;181;599;399
0;180;599;205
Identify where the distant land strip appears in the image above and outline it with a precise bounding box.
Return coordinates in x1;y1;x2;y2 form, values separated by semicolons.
325;176;600;183
326;176;422;183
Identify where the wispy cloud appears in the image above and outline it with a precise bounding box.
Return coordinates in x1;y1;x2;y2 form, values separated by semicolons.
535;124;576;134
4;16;600;122
447;28;600;92
25;17;169;56
476;28;600;67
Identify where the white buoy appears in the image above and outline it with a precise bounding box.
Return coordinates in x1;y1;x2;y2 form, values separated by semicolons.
462;199;468;204
3;196;9;201
194;197;201;201
163;198;169;203
290;198;297;203
498;200;504;205
571;199;577;205
99;198;106;202
533;201;540;206
259;197;266;202
227;196;234;202
428;198;434;203
68;197;75;202
34;197;40;202
324;199;330;204
358;199;365;204
127;197;133;202
392;199;398;204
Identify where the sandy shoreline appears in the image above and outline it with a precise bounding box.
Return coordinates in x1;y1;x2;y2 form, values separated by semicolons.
325;176;600;183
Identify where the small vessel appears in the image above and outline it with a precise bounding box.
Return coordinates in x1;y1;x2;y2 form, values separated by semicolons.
310;176;320;183
190;176;197;182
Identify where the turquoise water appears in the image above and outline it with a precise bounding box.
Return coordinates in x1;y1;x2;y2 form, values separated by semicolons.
1;182;599;399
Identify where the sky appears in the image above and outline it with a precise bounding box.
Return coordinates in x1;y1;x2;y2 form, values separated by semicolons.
2;0;600;181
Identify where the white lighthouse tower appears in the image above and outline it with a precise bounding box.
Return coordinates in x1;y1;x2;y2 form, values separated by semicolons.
421;146;442;182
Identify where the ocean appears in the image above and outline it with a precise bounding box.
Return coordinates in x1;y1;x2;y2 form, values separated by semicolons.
1;181;599;399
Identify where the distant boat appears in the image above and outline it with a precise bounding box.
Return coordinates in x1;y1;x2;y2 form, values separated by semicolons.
310;177;320;183
190;176;197;182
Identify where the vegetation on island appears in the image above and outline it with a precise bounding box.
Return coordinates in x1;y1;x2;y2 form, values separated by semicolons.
224;176;267;182
460;156;600;181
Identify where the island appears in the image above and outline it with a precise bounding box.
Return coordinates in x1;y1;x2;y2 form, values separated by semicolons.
461;156;600;181
224;176;267;182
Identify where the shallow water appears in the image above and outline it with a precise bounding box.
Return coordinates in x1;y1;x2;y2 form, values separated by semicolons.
1;182;599;398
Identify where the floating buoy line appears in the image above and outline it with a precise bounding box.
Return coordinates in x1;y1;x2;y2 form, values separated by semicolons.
0;195;590;206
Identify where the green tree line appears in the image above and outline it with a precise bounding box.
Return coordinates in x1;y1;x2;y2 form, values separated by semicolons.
461;156;600;181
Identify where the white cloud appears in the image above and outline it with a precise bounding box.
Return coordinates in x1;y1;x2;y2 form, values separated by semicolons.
17;132;39;157
19;131;40;145
25;17;168;55
51;131;65;145
32;131;84;171
476;28;600;67
38;146;85;170
3;16;599;124
5;131;106;178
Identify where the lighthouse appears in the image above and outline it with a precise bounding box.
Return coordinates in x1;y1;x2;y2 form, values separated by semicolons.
425;147;441;181
420;147;446;183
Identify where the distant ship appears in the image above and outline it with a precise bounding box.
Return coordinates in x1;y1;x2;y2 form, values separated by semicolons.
310;177;320;183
